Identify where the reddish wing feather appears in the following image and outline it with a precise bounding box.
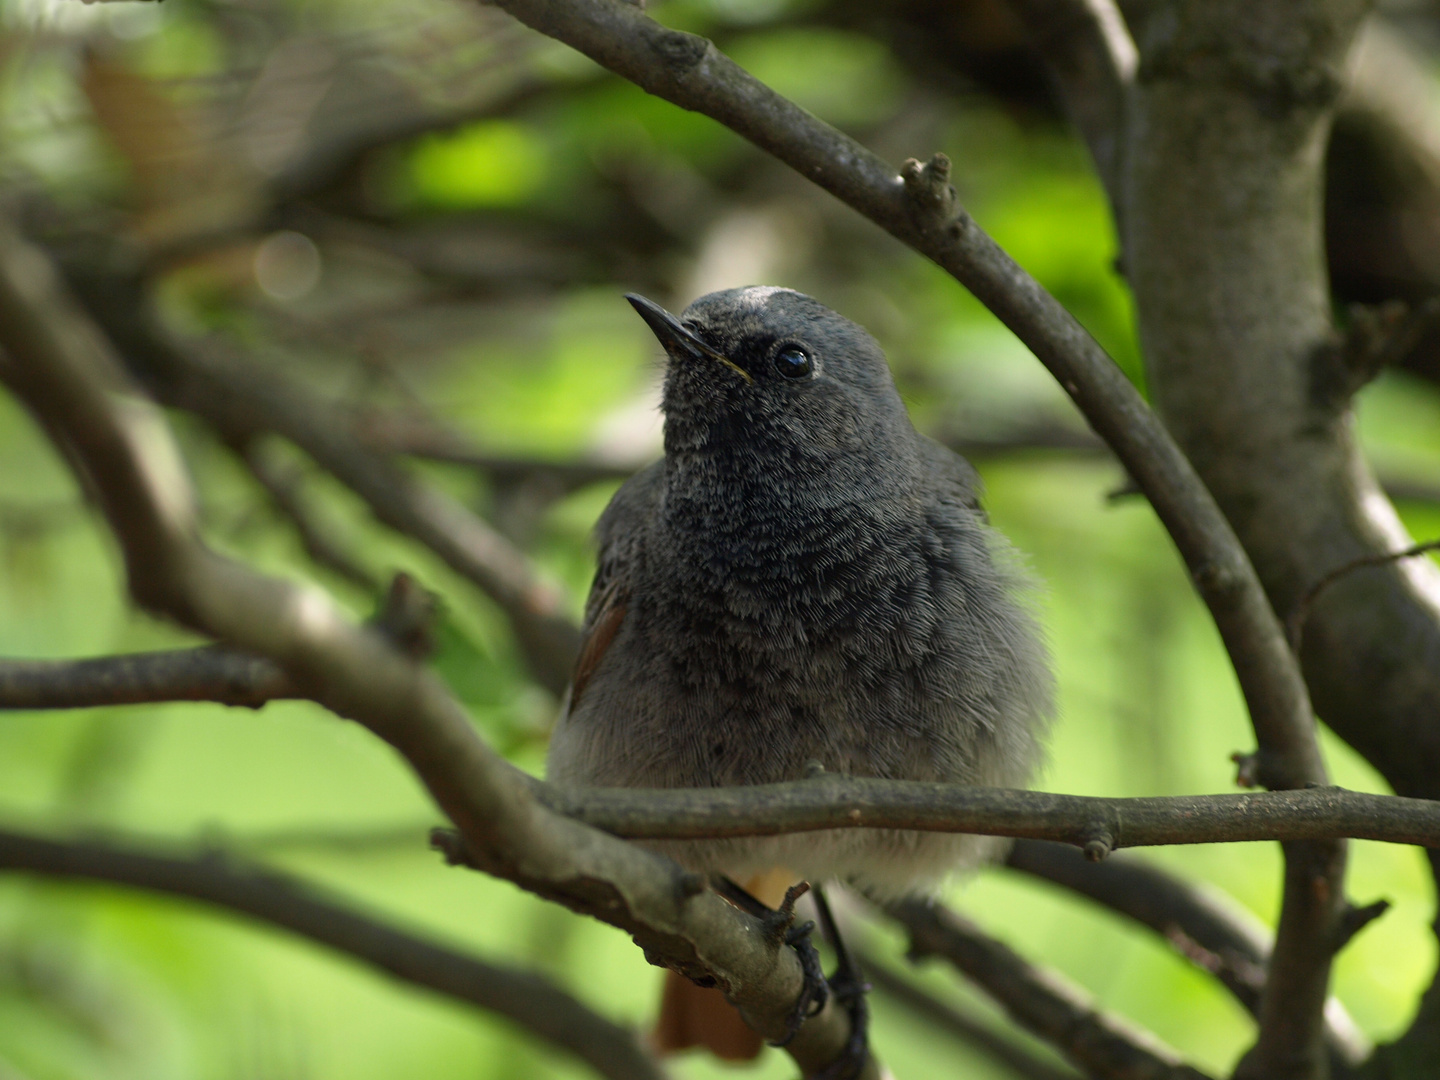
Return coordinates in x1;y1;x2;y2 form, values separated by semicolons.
568;594;626;710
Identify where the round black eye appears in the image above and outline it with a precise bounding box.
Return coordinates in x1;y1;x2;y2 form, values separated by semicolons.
773;346;813;379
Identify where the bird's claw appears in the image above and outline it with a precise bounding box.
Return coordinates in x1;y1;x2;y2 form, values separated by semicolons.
770;917;829;1047
735;876;869;1075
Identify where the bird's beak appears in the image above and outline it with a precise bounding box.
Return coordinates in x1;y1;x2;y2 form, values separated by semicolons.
625;293;753;384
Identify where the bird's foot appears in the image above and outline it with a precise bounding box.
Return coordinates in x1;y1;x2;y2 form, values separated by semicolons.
713;875;867;1071
763;881;830;1047
771;914;830;1046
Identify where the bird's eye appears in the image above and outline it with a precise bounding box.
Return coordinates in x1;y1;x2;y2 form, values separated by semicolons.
773;346;813;379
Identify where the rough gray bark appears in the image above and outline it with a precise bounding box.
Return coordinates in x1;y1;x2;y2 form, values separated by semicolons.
1121;4;1377;1078
0;647;293;709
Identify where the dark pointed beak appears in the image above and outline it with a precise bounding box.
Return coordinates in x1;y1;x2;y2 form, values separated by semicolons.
625;293;753;384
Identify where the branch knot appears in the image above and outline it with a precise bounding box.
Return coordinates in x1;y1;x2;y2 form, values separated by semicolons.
1080;821;1115;862
649;27;709;69
901;154;960;231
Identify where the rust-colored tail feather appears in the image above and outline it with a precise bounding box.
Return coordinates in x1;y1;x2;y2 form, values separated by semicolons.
652;972;766;1060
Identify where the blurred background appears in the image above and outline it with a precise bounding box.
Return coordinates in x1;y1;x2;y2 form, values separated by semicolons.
2;0;1440;1076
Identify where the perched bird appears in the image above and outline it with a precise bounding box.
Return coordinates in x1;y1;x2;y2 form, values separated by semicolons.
547;286;1052;1064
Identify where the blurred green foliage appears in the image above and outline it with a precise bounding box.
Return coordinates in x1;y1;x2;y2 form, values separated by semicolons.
0;0;1437;1078
396;120;550;209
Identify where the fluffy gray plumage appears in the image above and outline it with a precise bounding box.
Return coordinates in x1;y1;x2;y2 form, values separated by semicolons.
546;286;1052;900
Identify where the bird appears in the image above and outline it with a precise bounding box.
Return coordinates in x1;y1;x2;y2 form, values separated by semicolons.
546;286;1053;1067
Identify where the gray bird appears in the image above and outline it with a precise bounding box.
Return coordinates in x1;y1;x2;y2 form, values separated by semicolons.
546;286;1052;1060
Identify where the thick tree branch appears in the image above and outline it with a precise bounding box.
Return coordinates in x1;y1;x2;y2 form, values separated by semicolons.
0;827;667;1080
1123;4;1378;1075
0;647;293;710
892;899;1213;1080
0;220;873;1080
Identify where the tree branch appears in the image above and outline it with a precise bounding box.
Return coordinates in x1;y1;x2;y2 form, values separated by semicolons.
1005;840;1371;1066
0;219;874;1080
2;644;1435;858
57;262;580;696
0;826;667;1080
234;436;381;593
892;899;1213;1080
0;646;293;710
523;777;1440;850
1124;3;1379;1074
7;642;1434;862
857;952;1082;1080
1008;0;1137;208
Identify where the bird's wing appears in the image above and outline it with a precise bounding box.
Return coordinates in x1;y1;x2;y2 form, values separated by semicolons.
568;460;663;710
917;434;986;518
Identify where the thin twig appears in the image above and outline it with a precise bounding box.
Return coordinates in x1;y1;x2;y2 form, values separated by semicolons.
522;777;1440;850
235;437;380;592
6;648;1435;858
3;642;1437;856
0;647;293;710
0;827;667;1080
858;952;1083;1080
1287;538;1440;652
892;899;1212;1079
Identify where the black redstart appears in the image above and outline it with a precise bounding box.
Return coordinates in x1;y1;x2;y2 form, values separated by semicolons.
547;286;1053;1064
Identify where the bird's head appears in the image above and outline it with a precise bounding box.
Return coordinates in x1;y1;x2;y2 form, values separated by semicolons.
627;287;914;485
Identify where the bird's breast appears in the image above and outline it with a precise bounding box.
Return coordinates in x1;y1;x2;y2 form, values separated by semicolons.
638;503;951;692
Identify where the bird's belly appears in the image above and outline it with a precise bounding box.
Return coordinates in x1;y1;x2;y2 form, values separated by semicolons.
544;603;1036;898
548;640;983;794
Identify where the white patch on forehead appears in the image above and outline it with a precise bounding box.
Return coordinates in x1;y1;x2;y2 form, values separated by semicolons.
733;286;798;312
